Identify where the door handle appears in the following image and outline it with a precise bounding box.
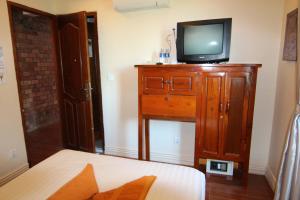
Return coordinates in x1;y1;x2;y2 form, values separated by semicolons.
81;81;92;99
82;87;93;91
219;103;223;112
225;101;230;113
219;103;224;119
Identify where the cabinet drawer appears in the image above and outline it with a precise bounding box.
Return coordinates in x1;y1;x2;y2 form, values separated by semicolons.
142;70;199;95
169;72;199;95
142;71;168;95
141;95;196;119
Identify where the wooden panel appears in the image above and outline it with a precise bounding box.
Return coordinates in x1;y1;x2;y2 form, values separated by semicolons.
142;95;196;119
199;72;225;158
63;100;77;148
142;70;168;95
76;102;92;152
169;71;199;95
138;68;143;160
222;72;250;160
60;23;82;99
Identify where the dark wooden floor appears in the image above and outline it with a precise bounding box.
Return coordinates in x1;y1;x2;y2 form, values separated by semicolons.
206;173;274;200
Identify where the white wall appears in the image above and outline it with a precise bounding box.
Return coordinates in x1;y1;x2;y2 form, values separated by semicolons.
0;0;57;179
266;0;298;191
53;0;284;173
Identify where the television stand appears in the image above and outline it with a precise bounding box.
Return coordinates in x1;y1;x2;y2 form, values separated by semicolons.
135;63;261;185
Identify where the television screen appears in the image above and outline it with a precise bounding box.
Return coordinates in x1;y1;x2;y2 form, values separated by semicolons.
184;24;224;55
177;18;232;63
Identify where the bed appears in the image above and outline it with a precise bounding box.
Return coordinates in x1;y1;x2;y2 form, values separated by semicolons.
0;150;205;200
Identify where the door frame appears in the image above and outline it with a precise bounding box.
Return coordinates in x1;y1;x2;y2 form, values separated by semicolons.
86;12;105;151
7;1;64;166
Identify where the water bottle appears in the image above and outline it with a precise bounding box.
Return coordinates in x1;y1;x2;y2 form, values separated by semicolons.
165;49;170;64
159;49;165;64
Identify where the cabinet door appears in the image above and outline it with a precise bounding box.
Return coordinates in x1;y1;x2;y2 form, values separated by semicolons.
142;70;168;95
221;72;251;161
168;71;199;95
199;72;225;158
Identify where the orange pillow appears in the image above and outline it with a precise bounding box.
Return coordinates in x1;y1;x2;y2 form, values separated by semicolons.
47;164;99;200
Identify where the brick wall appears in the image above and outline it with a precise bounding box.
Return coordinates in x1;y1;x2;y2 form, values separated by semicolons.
13;9;60;132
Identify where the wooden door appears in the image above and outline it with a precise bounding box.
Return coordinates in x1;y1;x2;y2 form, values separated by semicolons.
57;12;95;152
142;70;168;95
221;72;251;161
7;2;64;166
168;71;199;95
199;72;225;158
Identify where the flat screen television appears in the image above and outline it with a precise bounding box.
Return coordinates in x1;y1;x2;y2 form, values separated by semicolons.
176;18;232;64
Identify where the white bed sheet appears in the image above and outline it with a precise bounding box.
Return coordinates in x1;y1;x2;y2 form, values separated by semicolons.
0;150;205;200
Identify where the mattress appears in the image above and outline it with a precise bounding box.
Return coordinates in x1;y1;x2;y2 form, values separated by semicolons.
0;150;205;200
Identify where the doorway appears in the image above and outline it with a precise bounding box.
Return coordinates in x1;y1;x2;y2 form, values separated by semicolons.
57;11;105;154
86;13;105;153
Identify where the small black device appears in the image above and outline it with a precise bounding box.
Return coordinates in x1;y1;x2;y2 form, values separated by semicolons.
210;161;228;172
206;159;234;176
176;18;232;64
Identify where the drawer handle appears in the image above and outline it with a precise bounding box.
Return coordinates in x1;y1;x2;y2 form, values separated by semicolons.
219;103;223;112
226;101;230;113
163;80;172;84
164;96;169;101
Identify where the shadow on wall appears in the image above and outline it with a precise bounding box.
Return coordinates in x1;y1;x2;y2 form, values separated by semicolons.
118;65;139;150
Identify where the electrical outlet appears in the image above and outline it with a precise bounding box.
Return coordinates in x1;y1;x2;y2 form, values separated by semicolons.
107;72;115;81
174;136;180;144
9;149;17;159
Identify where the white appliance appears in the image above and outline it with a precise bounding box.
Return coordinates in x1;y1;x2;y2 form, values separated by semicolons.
113;0;170;12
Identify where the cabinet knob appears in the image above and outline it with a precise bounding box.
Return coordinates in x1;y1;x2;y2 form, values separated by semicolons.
164;96;169;101
164;80;172;84
219;103;223;112
226;101;230;113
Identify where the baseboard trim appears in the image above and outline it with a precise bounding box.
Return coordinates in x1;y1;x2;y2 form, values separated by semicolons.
265;165;277;191
248;164;266;175
0;163;29;186
105;146;266;174
105;146;194;166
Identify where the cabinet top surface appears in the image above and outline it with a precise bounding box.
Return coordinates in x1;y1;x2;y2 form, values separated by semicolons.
135;63;262;68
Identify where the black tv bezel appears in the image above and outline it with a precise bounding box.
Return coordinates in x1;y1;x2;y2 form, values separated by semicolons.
176;18;232;64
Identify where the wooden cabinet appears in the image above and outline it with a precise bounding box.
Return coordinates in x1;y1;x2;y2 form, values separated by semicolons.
199;72;251;162
136;64;261;183
222;72;251;161
199;72;225;158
